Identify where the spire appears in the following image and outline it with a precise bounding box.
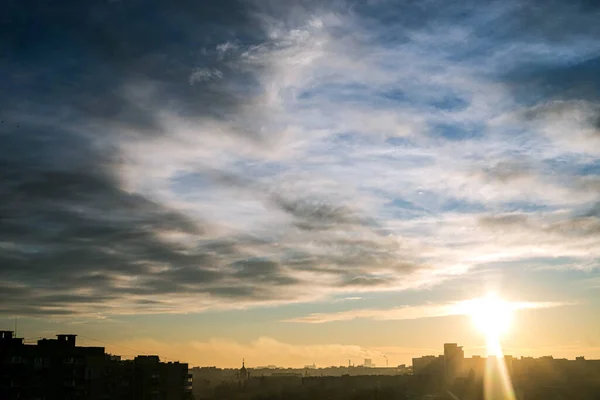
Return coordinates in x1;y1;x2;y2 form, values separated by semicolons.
239;358;248;382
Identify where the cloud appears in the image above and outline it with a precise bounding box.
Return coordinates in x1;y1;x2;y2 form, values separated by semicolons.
270;195;364;231
522;100;600;155
1;0;600;317
189;68;223;85
479;161;535;183
479;208;600;240
286;299;570;324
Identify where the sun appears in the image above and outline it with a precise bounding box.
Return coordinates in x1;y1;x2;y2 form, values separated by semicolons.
467;294;513;341
458;294;517;399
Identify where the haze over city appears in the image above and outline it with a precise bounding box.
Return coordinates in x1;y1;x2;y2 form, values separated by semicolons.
2;0;600;372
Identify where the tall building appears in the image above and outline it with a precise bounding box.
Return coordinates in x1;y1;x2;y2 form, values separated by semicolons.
443;343;464;383
0;331;106;400
0;331;192;400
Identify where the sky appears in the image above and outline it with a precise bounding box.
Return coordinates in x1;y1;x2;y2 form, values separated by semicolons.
1;0;600;368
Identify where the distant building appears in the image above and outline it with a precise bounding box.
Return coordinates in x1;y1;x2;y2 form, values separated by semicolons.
412;355;444;377
0;331;191;400
238;359;249;384
462;355;485;379
363;358;373;368
444;343;464;382
127;355;191;400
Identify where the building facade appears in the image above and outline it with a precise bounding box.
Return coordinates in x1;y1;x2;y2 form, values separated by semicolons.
0;331;192;400
443;343;464;382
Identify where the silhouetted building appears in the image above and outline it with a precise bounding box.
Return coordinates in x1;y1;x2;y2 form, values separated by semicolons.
444;343;464;382
238;359;249;384
0;331;191;400
462;354;485;379
412;355;444;376
1;331;106;400
189;343;600;400
126;355;192;400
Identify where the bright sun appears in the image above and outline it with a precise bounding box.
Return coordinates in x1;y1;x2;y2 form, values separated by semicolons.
467;294;513;340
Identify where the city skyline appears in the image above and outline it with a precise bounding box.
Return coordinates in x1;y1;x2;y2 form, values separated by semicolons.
5;308;600;369
4;330;599;370
2;0;600;370
6;330;598;400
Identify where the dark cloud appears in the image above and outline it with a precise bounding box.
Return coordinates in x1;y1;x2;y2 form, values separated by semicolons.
202;170;374;233
182;169;422;289
479;207;600;239
207;286;258;299
341;275;392;287
0;307;76;317
522;100;600;124
0;121;414;315
501;49;600;110
233;258;299;285
593;113;600;131
0;115;413;315
478;214;530;229
1;0;265;135
280;236;421;291
480;161;534;183
0;0;303;316
582;203;600;218
481;0;600;112
546;217;600;237
0;0;517;317
271;195;364;231
521;57;600;103
507;0;600;43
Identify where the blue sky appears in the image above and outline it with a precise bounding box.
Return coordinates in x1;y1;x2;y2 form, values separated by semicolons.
1;0;600;366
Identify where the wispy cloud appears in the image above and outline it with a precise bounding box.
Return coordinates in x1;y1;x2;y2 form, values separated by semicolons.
189;68;223;85
286;299;571;324
1;0;599;317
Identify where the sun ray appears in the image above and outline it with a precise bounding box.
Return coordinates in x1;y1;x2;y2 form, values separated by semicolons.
463;294;517;400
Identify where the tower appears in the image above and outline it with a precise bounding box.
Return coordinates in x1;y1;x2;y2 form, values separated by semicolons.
444;343;464;383
239;358;249;384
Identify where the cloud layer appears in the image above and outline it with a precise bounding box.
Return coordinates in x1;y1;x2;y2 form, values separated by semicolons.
286;299;569;324
1;0;599;317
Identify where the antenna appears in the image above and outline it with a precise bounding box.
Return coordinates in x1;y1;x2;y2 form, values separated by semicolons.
14;317;17;337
